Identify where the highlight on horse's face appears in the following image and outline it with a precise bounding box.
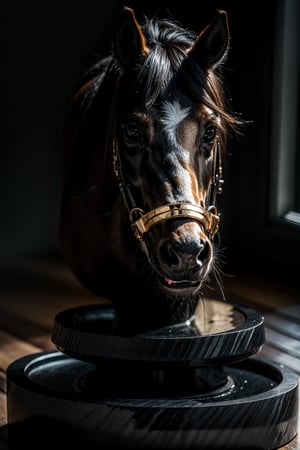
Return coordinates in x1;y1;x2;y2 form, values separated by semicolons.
113;7;229;298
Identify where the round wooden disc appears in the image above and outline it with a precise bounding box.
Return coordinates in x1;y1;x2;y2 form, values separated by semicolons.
6;351;298;449
51;299;265;366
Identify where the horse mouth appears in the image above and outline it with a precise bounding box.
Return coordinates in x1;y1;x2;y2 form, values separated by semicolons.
157;275;201;295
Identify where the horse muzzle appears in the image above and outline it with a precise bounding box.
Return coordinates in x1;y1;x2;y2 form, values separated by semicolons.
129;202;218;295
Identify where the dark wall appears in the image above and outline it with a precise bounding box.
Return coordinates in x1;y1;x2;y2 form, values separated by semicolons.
1;1;276;270
1;1;119;263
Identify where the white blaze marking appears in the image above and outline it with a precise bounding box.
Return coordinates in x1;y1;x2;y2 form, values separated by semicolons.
161;100;191;146
160;100;195;203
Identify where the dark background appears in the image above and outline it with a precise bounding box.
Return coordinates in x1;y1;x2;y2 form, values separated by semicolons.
2;1;297;283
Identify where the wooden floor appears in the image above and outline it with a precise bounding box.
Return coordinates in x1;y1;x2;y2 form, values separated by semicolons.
0;257;299;449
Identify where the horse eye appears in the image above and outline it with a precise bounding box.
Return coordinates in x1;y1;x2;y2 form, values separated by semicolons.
123;122;143;146
203;125;216;143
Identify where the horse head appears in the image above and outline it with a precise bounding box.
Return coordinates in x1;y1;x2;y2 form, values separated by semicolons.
111;8;235;297
61;7;239;330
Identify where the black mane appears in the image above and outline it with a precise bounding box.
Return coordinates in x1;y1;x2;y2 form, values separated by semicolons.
138;18;197;102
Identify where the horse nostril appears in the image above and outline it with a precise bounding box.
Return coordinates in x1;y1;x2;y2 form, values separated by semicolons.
159;240;209;272
160;242;180;268
195;241;209;265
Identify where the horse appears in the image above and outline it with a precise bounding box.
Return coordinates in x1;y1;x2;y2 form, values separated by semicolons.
59;6;240;334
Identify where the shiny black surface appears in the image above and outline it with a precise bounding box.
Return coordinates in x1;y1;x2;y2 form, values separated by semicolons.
51;299;265;366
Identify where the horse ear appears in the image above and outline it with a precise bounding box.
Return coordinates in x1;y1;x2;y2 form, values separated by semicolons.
113;6;148;69
189;10;230;71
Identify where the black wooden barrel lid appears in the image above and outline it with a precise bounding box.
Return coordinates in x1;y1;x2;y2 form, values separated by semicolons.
51;299;265;366
6;351;298;449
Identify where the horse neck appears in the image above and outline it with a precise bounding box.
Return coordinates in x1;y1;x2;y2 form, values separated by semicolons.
62;58;121;216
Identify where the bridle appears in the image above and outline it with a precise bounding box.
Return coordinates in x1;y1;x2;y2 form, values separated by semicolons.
113;137;224;243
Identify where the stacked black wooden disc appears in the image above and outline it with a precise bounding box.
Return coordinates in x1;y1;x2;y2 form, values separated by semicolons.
6;299;299;449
